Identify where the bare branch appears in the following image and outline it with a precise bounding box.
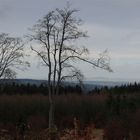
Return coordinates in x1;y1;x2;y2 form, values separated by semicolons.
30;46;49;67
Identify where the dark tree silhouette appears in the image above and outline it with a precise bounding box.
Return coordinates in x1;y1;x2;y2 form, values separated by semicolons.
29;4;112;130
0;33;29;79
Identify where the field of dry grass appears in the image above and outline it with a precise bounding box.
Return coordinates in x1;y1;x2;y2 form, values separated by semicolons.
0;93;139;139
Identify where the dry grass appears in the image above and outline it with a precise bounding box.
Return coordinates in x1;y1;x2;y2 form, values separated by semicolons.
0;118;104;140
0;94;139;139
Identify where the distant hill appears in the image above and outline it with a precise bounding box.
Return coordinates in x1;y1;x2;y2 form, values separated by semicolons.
0;79;47;85
83;81;129;91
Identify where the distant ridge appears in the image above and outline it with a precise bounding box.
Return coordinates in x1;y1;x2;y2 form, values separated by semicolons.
0;79;47;86
0;79;129;90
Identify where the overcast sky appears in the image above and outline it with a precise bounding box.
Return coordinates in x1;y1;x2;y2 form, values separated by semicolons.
0;0;140;81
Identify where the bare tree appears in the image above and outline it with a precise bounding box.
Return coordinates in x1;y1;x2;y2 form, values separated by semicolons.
29;5;112;130
0;33;29;79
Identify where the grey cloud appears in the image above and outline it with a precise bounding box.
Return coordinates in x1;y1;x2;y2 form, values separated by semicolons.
1;0;140;30
0;3;11;20
65;0;140;29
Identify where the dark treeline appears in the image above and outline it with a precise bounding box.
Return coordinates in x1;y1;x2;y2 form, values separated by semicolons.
0;82;82;95
89;82;140;95
0;82;140;95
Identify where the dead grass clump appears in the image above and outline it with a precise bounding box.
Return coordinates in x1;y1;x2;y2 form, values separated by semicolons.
27;115;47;132
104;119;126;140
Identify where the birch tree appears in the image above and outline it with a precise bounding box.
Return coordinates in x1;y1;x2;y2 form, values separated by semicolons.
29;5;112;130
